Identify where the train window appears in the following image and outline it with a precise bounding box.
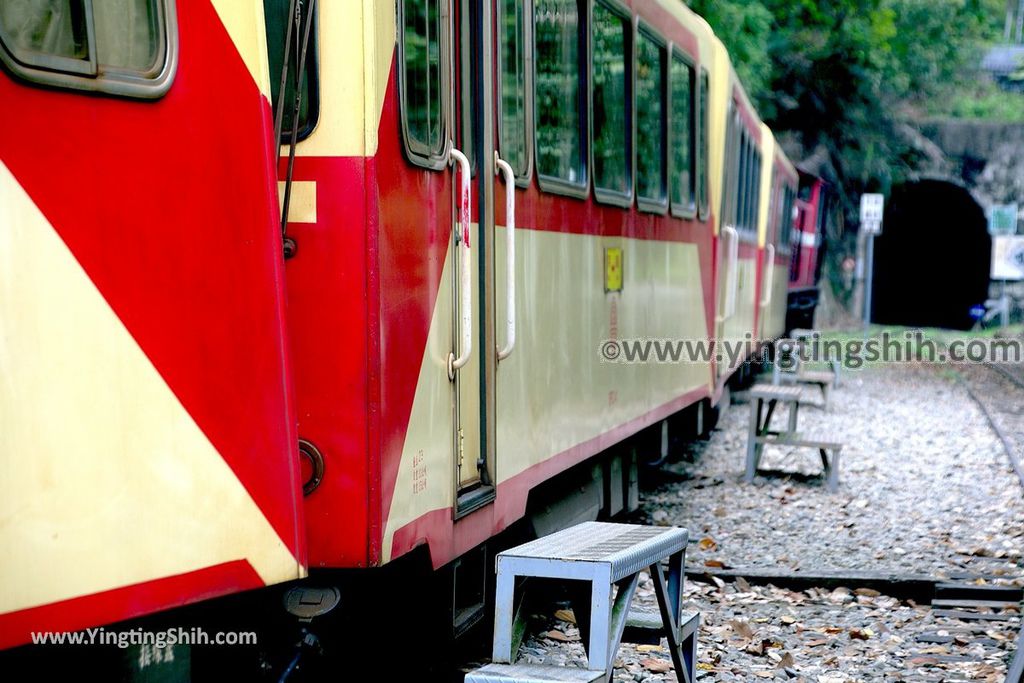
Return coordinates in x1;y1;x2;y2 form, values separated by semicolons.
498;0;531;181
0;0;176;98
751;151;762;234
721;108;735;227
741;133;749;232
698;69;709;219
265;0;320;142
400;0;447;167
458;0;478;173
669;50;695;216
591;0;630;203
635;26;667;210
778;184;791;248
535;0;586;193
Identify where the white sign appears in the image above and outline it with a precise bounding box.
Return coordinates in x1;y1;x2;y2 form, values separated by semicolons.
992;235;1024;280
989;203;1018;236
860;193;884;235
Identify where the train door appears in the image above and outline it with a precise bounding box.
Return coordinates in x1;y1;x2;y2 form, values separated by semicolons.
450;0;505;511
715;105;741;379
454;0;532;511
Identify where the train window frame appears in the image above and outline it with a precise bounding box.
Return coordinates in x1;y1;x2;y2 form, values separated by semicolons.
534;0;589;199
265;0;321;143
775;178;792;255
697;68;710;220
589;0;632;208
398;0;451;171
743;142;754;233
0;0;177;99
751;150;762;236
720;104;735;231
458;0;479;176
634;20;668;214
668;45;696;220
741;130;749;232
497;0;534;186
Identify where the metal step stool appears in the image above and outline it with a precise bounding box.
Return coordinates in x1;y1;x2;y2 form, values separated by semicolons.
466;522;699;683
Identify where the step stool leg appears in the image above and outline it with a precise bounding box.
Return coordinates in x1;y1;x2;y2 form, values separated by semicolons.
587;575;613;672
822;383;830;410
680;613;700;683
745;400;759;483
491;567;517;663
651;562;695;683
787;400;799;434
827;449;840;492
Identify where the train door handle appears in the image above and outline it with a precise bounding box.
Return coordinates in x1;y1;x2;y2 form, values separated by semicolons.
494;152;516;361
760;243;775;307
448;146;472;380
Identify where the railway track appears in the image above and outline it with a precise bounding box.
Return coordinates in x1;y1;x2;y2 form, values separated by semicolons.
989;361;1024;393
957;361;1024;492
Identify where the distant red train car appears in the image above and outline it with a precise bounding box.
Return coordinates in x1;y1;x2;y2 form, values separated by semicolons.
786;171;835;331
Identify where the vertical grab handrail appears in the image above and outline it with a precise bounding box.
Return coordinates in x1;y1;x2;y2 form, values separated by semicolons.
760;243;775;307
495;152;516;361
723;226;739;320
448;146;472;380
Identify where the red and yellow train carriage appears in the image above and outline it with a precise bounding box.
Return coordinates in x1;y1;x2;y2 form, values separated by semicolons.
0;0;806;675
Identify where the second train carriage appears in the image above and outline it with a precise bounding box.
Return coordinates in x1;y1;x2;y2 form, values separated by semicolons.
0;0;809;673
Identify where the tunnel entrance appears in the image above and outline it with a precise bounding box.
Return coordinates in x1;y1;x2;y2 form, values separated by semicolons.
871;180;990;330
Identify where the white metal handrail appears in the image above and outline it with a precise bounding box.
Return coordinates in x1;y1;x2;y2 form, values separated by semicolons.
495;152;516;361
448;146;472;380
760;243;775;307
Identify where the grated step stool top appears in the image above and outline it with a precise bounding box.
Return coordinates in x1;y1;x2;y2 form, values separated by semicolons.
497;522;688;582
464;663;604;683
750;383;802;400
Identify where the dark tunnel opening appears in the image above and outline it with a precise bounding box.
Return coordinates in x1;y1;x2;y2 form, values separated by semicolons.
871;180;991;331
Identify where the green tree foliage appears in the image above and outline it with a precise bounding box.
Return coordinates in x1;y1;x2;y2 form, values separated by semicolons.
687;0;1015;201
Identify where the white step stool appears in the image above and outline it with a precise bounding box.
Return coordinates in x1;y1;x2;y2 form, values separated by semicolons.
466;522;699;683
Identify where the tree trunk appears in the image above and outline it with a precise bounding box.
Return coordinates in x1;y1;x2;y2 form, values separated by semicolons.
1016;0;1024;43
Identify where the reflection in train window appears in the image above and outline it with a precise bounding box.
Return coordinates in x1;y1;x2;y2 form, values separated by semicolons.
265;0;320;141
670;51;695;214
401;0;446;165
498;0;530;179
0;0;175;98
698;69;710;217
591;1;630;201
535;0;585;191
636;27;666;207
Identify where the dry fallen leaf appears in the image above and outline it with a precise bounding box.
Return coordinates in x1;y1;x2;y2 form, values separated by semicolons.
730;619;755;639
853;587;881;597
736;576;751;592
554;609;576;624
698;536;718;551
639;657;673;673
636;644;665;653
849;628;873;640
705;559;728;568
777;652;795;669
543;629;578;642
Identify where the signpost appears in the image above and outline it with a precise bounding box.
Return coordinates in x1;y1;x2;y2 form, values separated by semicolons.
992;235;1024;280
860;194;885;333
988;203;1018;236
989;235;1024;328
860;194;884;235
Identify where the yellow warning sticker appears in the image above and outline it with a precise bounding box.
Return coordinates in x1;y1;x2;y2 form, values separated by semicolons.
605;247;623;292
